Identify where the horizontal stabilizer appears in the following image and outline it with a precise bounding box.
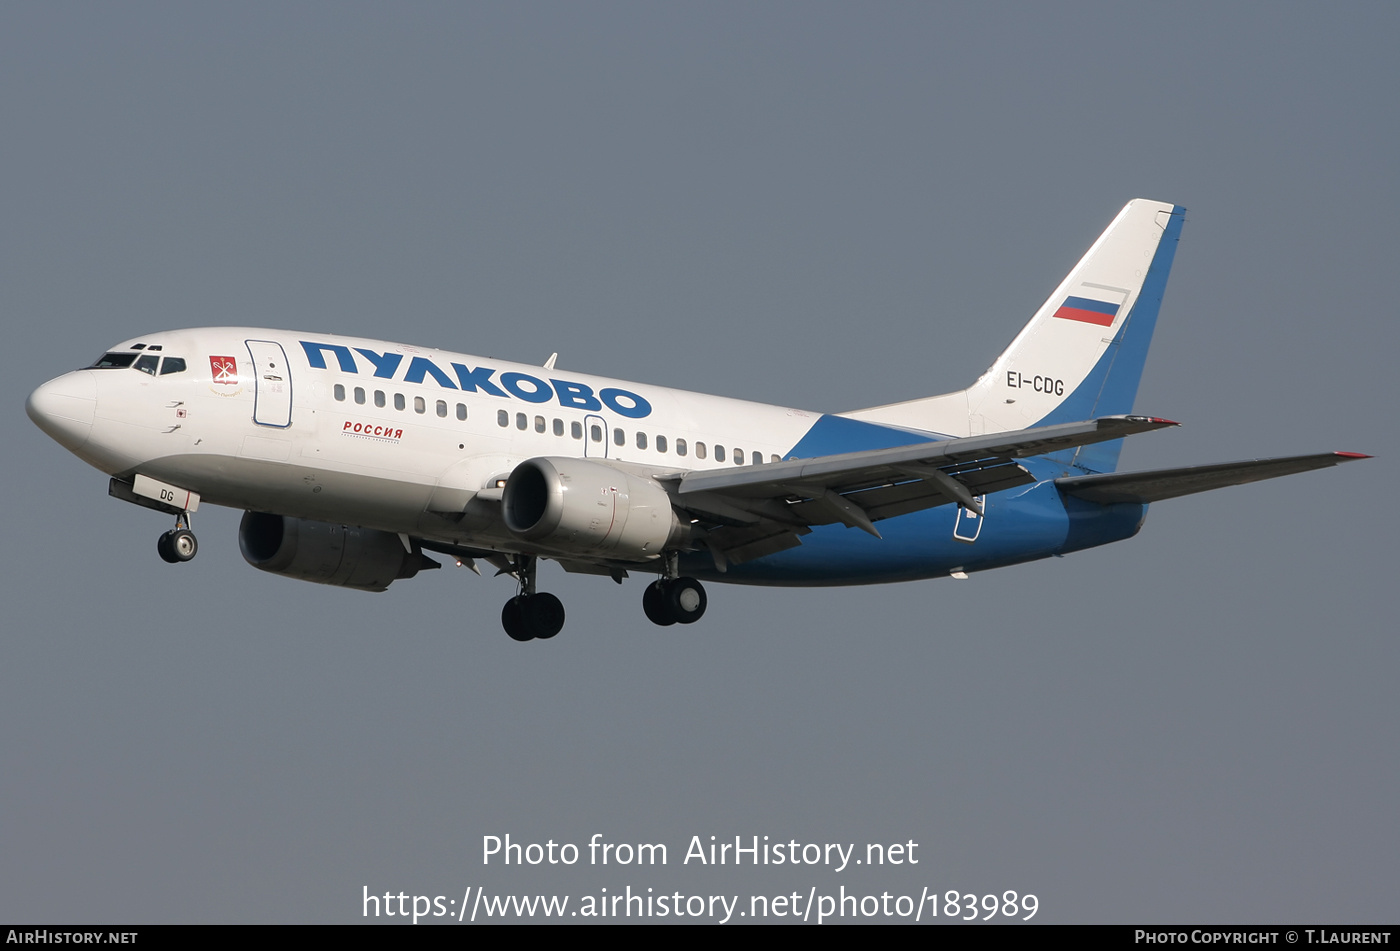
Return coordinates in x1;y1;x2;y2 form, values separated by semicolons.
1055;452;1370;504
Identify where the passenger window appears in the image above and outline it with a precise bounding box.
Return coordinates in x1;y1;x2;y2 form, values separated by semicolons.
536;416;546;433
394;393;406;411
656;435;667;453
553;418;564;436
158;357;186;375
572;421;583;440
414;396;426;414
374;390;386;408
134;354;159;375
517;413;528;430
676;438;687;457
752;451;762;465
334;384;346;401
457;403;468;421
590;424;602;442
614;427;625;446
733;448;744;466
354;387;366;405
715;445;725;462
498;410;509;427
771;454;781;463
636;432;648;450
696;442;707;460
436;400;448;418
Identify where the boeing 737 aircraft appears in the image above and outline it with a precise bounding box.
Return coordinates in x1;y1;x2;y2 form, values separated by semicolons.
27;199;1367;641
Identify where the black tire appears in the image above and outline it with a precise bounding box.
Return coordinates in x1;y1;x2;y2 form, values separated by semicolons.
521;592;565;639
157;531;179;564
502;597;532;641
643;580;677;626
667;577;707;624
171;529;198;562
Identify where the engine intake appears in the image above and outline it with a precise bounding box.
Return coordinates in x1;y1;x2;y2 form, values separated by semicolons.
239;512;437;591
502;457;682;559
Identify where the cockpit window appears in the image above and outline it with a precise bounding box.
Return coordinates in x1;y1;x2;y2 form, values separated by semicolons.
134;354;159;375
158;357;186;375
89;352;138;369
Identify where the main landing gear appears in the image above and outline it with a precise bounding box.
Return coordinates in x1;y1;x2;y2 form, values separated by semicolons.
156;512;198;564
495;551;708;642
500;554;565;642
642;552;707;626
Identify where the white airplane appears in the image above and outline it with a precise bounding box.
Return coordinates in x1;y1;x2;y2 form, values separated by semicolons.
27;199;1367;641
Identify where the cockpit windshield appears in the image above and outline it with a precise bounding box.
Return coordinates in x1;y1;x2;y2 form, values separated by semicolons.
89;352;138;369
87;352;188;374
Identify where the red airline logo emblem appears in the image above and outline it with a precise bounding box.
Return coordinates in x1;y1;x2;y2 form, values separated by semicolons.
209;355;238;383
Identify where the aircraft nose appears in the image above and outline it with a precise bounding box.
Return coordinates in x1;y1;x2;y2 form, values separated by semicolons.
27;371;97;451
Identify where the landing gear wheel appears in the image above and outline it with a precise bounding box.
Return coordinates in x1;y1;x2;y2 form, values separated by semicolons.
666;577;707;624
502;593;566;641
157;529;196;563
643;580;677;626
502;597;531;641
521;592;565;640
170;529;198;562
500;556;567;642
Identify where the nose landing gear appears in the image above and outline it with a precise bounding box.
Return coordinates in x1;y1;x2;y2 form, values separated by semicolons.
156;512;198;564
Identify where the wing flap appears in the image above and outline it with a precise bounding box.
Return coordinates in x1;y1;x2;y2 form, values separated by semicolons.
703;523;812;568
1055;452;1370;504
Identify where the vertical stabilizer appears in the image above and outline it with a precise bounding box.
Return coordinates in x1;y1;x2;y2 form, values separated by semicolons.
844;199;1184;472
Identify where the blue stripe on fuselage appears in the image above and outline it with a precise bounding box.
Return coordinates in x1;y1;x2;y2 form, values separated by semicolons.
689;415;1147;586
784;413;944;459
681;479;1145;586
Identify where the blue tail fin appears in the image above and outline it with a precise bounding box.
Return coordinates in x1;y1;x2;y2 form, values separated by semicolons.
844;199;1185;473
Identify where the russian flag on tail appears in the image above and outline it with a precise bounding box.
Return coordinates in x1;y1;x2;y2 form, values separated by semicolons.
1053;296;1120;327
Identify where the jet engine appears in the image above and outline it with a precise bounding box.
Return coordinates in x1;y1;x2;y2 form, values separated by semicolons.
238;511;438;591
502;457;683;559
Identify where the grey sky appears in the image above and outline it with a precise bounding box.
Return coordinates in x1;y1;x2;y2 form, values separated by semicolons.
2;2;1394;924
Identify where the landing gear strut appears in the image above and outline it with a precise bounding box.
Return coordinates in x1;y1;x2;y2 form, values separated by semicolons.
500;554;566;642
643;552;707;626
156;511;198;564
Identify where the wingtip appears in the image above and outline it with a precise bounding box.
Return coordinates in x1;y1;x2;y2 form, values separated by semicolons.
1120;415;1181;427
1334;451;1372;460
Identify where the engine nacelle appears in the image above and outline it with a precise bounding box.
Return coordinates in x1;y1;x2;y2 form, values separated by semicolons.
238;512;435;591
502;457;683;559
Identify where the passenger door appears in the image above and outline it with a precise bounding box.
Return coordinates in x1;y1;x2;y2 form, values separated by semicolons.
245;339;293;428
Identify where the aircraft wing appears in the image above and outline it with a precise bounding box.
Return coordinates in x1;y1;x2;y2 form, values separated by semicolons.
670;415;1178;566
1054;451;1370;504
